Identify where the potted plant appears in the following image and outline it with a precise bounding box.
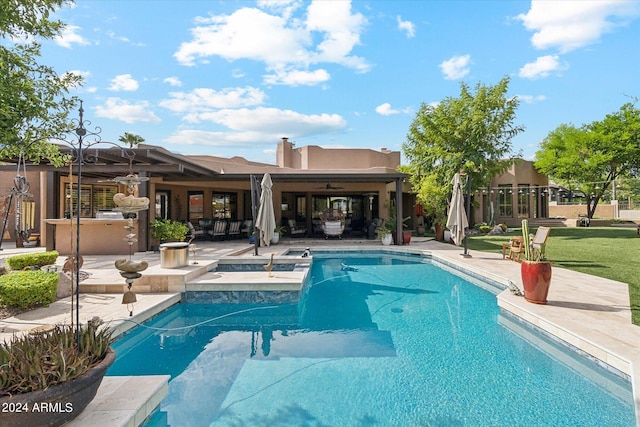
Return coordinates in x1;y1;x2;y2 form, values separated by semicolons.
388;209;410;245
0;318;115;426
520;219;552;304
246;221;255;243
376;225;393;246
149;219;189;243
271;226;286;244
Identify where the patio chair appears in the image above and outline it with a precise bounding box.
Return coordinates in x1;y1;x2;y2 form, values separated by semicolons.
186;221;205;240
227;220;242;239
240;219;252;235
288;219;307;237
322;220;344;239
531;226;551;257
208;220;228;240
502;236;524;262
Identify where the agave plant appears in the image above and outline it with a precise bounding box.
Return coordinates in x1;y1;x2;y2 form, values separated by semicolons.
0;318;113;395
521;219;547;262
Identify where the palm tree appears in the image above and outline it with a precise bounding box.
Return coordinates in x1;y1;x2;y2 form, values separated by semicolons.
118;132;145;148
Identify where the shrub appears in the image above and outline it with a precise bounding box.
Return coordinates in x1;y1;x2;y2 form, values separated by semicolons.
478;225;492;234
6;251;59;271
0;319;114;394
149;219;189;241
0;271;58;309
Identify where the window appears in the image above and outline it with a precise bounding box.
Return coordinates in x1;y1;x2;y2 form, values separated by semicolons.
211;192;237;219
497;185;513;217
155;191;170;219
517;185;530;218
188;192;204;223
64;183;117;218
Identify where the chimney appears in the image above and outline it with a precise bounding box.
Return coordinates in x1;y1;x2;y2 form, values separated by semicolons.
277;137;293;167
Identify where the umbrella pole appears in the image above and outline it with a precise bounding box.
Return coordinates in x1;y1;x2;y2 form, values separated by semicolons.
250;175;259;256
462;174;472;258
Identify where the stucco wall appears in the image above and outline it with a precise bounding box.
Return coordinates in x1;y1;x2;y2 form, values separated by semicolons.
549;204;615;218
278;139;400;170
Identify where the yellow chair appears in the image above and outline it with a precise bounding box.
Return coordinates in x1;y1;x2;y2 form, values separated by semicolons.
502;237;524;262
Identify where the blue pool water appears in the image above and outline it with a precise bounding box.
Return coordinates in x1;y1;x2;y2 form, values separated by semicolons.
108;252;635;426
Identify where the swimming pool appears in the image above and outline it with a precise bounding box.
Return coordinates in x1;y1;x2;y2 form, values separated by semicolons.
108;252;635;426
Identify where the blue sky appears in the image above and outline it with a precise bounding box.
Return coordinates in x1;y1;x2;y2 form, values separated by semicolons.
42;0;640;164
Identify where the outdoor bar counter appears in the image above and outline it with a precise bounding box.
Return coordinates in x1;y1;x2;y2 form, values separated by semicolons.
45;218;138;255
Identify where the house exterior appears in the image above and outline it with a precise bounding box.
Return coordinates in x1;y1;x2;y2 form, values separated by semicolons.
0;139;550;253
475;160;549;227
1;138;409;253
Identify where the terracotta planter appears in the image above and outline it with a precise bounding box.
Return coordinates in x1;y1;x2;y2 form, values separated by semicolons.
402;230;412;245
0;348;116;427
521;261;552;304
434;223;445;241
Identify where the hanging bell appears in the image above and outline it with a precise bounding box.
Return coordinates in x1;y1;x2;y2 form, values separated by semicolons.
122;290;137;304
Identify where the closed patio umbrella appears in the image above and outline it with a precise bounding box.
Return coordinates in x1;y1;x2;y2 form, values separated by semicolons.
256;173;276;247
446;173;469;246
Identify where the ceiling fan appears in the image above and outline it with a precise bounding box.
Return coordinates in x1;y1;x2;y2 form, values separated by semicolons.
314;182;344;190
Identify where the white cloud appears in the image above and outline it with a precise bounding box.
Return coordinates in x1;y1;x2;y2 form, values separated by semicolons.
66;69;91;79
164;107;346;147
54;25;90;48
95;98;160;124
439;54;471;80
516;94;547;104
174;1;369;86
159;87;266;118
108;74;139;92
516;0;640;53
397;16;416;38
106;30;146;46
163;77;182;87
196;107;346;134
375;103;412;116
305;1;368;70
263;68;330;86
518;55;567;79
257;0;303;20
231;69;246;78
164;129;266;146
375;103;398;116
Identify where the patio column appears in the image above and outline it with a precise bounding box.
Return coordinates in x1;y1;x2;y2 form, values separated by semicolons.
395;178;402;245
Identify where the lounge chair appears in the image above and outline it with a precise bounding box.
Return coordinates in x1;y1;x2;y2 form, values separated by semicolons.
288;219;307;237
227;220;242;239
208;220;228;240
322;220;344;239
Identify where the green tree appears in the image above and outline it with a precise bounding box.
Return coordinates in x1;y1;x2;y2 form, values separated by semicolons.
118;132;145;148
0;0;81;165
535;103;640;218
402;76;523;224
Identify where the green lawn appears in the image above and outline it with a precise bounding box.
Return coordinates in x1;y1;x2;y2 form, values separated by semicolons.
465;226;640;326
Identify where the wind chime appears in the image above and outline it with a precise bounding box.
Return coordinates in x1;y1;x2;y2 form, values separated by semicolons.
112;151;150;316
0;152;34;250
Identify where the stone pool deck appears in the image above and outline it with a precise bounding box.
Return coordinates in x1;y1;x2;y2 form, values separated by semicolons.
0;238;638;426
